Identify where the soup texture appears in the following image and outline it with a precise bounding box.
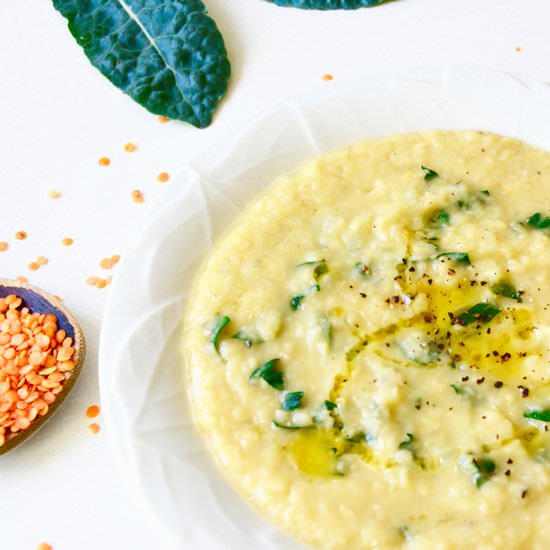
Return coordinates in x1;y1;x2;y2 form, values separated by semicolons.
184;131;550;549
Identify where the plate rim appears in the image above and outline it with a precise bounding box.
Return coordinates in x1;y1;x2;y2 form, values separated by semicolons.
98;65;550;549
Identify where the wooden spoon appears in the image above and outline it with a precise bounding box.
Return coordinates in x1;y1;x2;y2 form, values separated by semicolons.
0;278;85;455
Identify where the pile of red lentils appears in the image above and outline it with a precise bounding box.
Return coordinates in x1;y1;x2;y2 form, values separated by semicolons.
0;294;77;447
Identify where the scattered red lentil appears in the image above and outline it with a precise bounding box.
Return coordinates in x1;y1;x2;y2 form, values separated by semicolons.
36;544;53;550
99;258;113;270
131;190;144;203
0;242;8;252
47;190;61;199
322;74;334;81
61;238;74;246
36;256;48;266
86;404;100;418
124;142;137;153
515;46;522;52
0;295;77;448
15;231;27;240
28;262;40;272
85;276;98;286
99;255;120;270
157;116;170;123
16;276;28;283
98;157;111;167
88;422;100;434
157;172;170;183
53;295;62;303
95;279;107;289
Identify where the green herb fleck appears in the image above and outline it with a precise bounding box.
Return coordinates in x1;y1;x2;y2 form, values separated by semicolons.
282;391;304;411
320;316;332;346
211;315;230;354
355;262;371;278
400;342;439;366
491;282;522;301
473;457;496;488
398;433;415;451
232;330;262;347
344;432;367;443
421;166;439;181
298;259;325;267
324;400;337;410
398;525;412;542
482;189;490;196
290;294;305;310
451;383;464;394
524;409;550;422
435;252;471;265
450;384;474;397
297;259;329;280
454;302;501;326
314;261;329;280
430;210;450;228
250;358;284;390
272;420;311;430
527;212;550;229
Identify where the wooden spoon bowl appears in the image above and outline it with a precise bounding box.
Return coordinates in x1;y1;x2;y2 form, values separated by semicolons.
0;278;85;455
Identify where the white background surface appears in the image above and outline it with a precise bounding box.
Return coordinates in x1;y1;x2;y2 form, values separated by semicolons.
1;1;550;549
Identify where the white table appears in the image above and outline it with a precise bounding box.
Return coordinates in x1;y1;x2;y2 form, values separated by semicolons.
1;1;550;548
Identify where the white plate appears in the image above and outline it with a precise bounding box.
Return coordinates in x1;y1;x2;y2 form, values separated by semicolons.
99;67;550;550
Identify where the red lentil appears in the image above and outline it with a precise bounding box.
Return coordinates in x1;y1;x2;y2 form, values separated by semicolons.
124;142;137;152
86;404;100;418
15;231;27;240
88;422;100;434
98;157;111;166
131;190;144;203
0;294;77;448
156;172;170;183
0;242;8;252
85;276;98;286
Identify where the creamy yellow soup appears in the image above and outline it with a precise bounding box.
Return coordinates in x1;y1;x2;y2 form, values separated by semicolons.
183;131;550;549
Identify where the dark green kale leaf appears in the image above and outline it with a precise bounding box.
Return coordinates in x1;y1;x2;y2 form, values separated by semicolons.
52;0;230;128
265;0;389;9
